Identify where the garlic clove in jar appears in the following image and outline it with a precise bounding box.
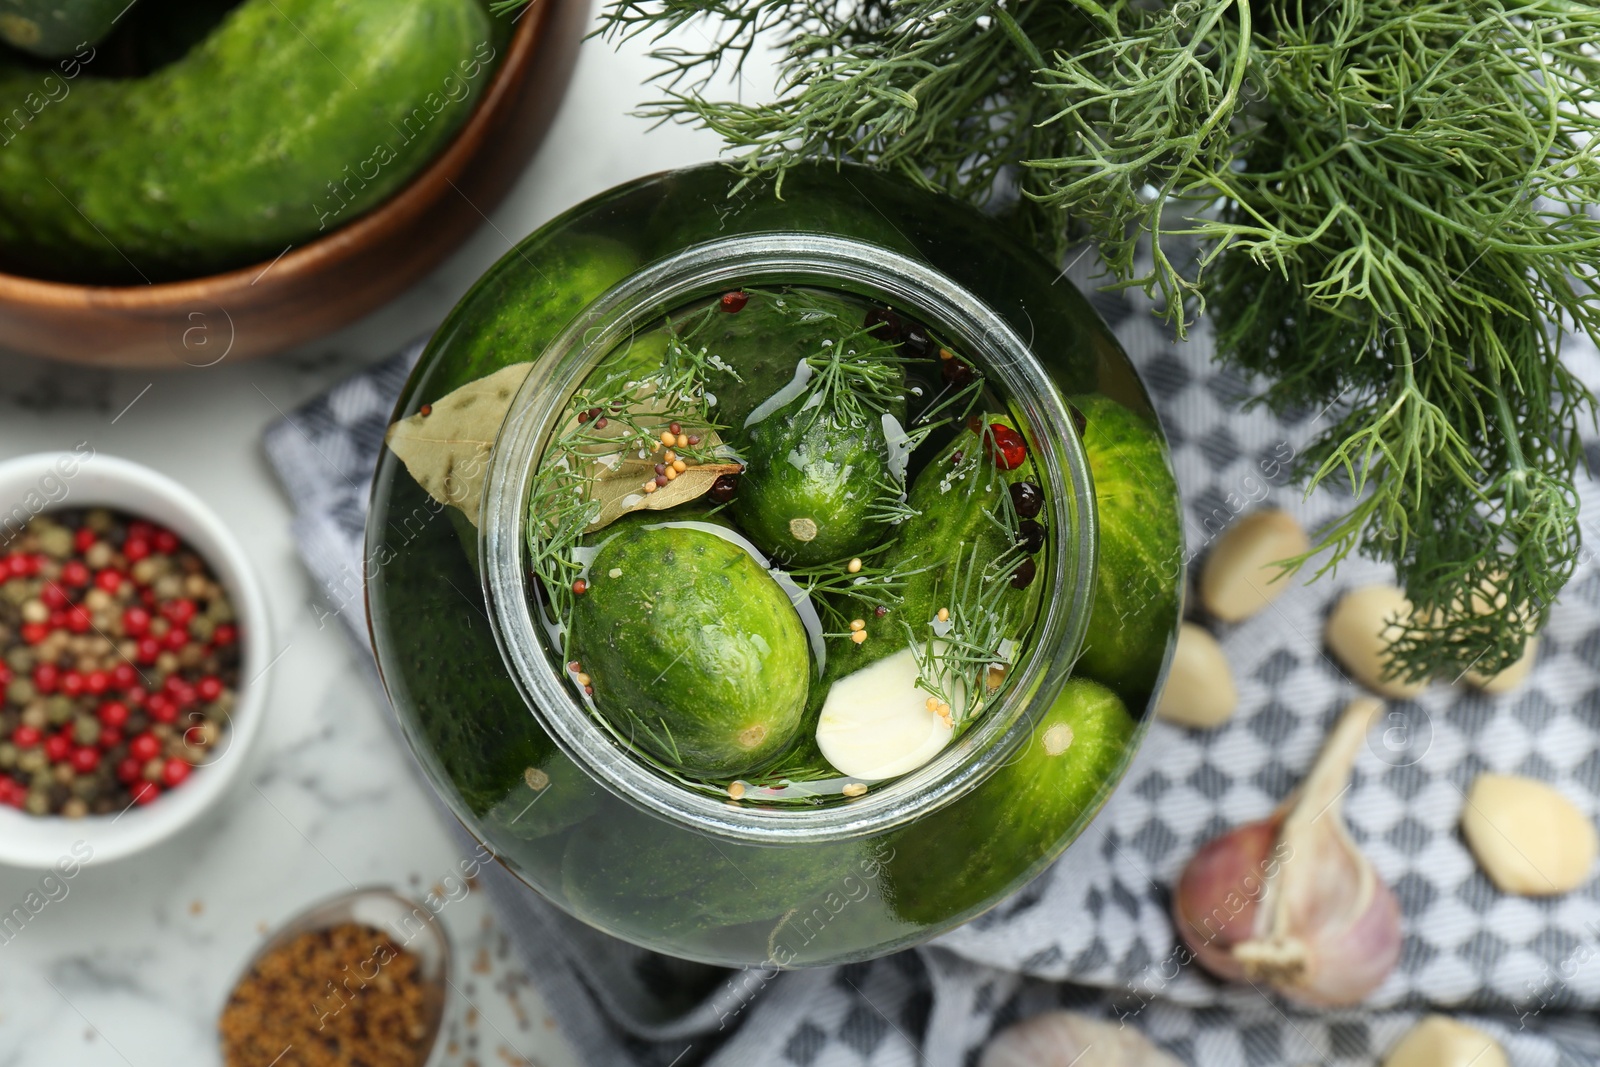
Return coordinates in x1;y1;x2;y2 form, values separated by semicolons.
980;1010;1183;1067
1156;622;1237;728
1383;1015;1508;1067
815;646;953;780
1173;697;1401;1007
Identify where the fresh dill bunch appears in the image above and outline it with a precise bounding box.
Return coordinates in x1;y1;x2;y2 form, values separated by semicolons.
596;0;1600;680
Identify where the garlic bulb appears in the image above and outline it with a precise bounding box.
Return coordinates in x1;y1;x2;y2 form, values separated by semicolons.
980;1011;1182;1067
1173;697;1401;1006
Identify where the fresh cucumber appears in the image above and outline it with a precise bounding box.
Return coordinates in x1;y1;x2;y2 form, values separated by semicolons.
818;418;1041;688
731;404;893;567
1071;395;1183;707
0;0;127;58
0;0;495;282
568;520;811;778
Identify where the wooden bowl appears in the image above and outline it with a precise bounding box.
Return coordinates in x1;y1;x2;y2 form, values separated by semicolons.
0;0;585;369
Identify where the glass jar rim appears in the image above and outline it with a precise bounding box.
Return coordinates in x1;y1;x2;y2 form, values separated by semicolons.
480;233;1097;844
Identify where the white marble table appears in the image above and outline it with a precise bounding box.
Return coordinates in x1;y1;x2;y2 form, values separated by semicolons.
0;7;725;1063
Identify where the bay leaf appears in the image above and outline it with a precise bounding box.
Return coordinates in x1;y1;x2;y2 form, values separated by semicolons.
384;362;533;527
386;361;739;533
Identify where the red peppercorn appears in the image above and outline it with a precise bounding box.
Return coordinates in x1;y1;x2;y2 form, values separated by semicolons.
20;622;48;645
129;733;160;763
131;781;161;805
15;554;37;577
71;747;99;774
720;290;748;313
987;424;1028;470
73;527;96;554
140;587;157;607
32;663;59;693
128;520;155;542
12;725;41;749
61;559;89;587
576;410;590;424
85;669;109;695
59;670;84;698
419;404;433;417
136;636;161;664
65;606;91;634
95;568;123;594
147;695;178;724
164;600;197;627
122;606;151;636
48;609;68;630
98;701;129;728
99;728;122;750
162;626;189;651
40;582;68;610
196;675;223;702
111;663;138;689
0;778;21;807
0;663;10;687
44;733;71;763
572;579;588;596
212;623;237;646
123;538;150;562
161;758;191;788
153;529;179;555
116;758;142;784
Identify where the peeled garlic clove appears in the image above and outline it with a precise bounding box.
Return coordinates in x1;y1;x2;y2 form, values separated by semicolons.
980;1010;1183;1067
1326;585;1429;699
1157;622;1237;728
1199;508;1310;622
815;646;953;780
1174;697;1401;1007
1383;1016;1508;1067
1464;636;1537;694
1460;773;1597;896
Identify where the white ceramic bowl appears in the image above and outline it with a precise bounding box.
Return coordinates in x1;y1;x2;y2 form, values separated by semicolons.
0;451;270;867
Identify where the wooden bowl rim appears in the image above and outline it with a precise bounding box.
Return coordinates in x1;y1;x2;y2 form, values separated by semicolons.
0;0;552;309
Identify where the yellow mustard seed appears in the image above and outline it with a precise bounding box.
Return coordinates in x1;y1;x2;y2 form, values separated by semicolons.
660;430;676;445
728;781;746;800
672;459;687;473
676;433;689;448
936;607;950;622
842;783;868;797
849;619;865;632
850;630;868;645
846;558;863;574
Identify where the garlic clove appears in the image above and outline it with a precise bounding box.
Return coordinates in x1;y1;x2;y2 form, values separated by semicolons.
1383;1016;1508;1067
1463;635;1537;694
1200;508;1310;622
815;646;953;780
1156;622;1237;728
1326;585;1429;699
1460;773;1597;896
980;1010;1183;1067
1175;697;1402;1007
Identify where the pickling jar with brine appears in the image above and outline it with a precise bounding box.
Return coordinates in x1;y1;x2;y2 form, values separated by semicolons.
366;163;1184;967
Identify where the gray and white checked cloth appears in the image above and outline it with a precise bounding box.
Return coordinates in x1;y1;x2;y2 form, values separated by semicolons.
264;252;1600;1067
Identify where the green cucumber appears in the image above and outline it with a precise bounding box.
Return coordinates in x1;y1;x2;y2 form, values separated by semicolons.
731;405;893;567
569;520;811;778
886;677;1136;924
0;0;495;282
1072;396;1183;706
0;0;126;58
818;418;1041;688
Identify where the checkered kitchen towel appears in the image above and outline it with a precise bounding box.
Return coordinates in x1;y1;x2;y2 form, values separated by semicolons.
265;248;1600;1066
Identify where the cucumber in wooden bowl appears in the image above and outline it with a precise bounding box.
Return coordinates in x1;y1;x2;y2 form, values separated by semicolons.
0;0;496;282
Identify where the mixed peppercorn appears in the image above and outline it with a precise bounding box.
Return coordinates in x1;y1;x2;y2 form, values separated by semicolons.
0;508;240;816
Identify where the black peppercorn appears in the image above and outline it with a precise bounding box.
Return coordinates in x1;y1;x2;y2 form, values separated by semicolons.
709;474;740;503
940;353;975;387
1017;520;1046;554
1009;481;1043;519
1009;558;1037;590
864;307;903;342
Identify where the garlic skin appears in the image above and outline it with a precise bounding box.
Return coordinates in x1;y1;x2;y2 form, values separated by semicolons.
980;1010;1182;1067
1174;697;1401;1006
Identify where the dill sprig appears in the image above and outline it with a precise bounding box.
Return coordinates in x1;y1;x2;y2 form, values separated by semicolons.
788;543;926;632
598;0;1600;680
905;544;1024;729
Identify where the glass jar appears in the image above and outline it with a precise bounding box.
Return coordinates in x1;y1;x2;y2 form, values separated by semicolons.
366;163;1184;967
